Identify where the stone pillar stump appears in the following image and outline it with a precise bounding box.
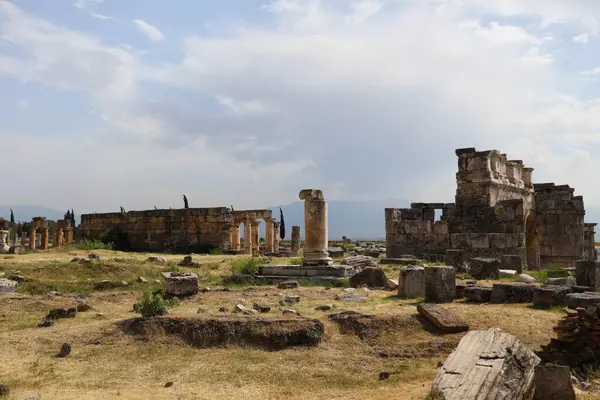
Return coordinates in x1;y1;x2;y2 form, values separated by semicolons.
0;230;9;254
576;260;600;290
299;189;332;266
265;218;274;253
251;221;260;255
243;220;253;255
291;225;300;256
424;266;456;303
230;225;240;251
40;227;49;250
28;229;36;250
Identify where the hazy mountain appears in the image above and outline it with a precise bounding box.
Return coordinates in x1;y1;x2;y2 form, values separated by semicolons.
0;205;66;223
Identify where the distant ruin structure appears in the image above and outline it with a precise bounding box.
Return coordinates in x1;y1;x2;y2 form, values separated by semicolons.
385;148;597;269
80;208;281;253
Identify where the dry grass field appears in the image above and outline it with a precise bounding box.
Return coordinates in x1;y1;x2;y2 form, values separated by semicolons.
1;248;600;399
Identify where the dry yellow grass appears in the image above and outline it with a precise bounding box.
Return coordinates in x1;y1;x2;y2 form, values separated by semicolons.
1;249;600;399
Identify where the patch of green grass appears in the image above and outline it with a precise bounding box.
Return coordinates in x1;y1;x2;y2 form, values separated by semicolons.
231;257;265;276
522;269;548;283
74;239;114;251
205;262;220;270
289;257;302;265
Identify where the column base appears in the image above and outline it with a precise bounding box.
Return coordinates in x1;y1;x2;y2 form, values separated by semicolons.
303;251;333;266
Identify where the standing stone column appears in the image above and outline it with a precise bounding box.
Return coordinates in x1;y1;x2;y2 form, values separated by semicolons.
0;230;9;254
63;219;74;244
273;221;280;252
230;225;241;251
55;220;65;248
299;189;333;266
40;227;49;250
28;228;36;249
251;221;260;255
265;218;274;253
244;219;253;255
291;225;301;256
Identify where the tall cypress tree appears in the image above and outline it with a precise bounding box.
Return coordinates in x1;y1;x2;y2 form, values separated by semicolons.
279;207;285;240
9;209;14;224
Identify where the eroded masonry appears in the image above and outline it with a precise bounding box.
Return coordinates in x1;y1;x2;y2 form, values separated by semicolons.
385;148;597;269
80;208;282;253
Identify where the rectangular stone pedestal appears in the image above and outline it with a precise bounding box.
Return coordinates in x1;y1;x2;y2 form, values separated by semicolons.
259;264;356;277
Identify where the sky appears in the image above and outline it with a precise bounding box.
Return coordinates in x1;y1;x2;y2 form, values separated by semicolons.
2;0;600;213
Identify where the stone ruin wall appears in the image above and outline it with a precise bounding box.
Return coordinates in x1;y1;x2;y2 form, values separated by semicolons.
80;208;234;251
386;147;597;268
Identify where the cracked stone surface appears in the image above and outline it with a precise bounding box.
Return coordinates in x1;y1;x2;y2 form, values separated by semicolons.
429;328;539;400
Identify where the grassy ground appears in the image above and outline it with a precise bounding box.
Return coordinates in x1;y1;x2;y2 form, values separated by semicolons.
1;248;599;399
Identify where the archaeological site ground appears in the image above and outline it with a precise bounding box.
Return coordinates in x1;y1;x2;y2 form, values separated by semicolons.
3;148;600;399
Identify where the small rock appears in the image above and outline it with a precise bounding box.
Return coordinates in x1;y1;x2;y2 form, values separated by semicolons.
253;303;271;313
234;304;246;313
76;302;92;312
47;308;77;319
343;288;357;293
315;304;333;311
137;276;148;283
37;316;54;328
379;372;390;381
47;291;61;297
281;309;298;315
279;300;286;306
218;307;228;313
335;293;370;302
95;313;106;319
154;279;161;284
243;308;259;315
164;382;174;388
284;295;300;304
197;308;208;314
277;280;299;289
498;269;517;278
517;274;537;283
57;343;72;358
0;384;8;396
579;381;592;391
200;287;211;293
88;253;100;261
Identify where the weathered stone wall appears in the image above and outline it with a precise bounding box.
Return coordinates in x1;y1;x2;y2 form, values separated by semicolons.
385;147;595;268
584;223;597;260
533;183;586;266
80;208;234;251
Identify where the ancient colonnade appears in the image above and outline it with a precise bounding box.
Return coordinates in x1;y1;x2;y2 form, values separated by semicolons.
229;210;281;255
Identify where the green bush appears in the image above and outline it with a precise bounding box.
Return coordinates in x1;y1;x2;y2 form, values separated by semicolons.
289;257;302;265
75;239;114;251
231;257;264;276
133;291;169;317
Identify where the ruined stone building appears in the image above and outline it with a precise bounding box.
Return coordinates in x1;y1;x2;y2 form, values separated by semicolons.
385;148;597;269
80;208;281;253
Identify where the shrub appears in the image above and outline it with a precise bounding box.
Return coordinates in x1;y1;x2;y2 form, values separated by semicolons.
289;257;302;265
133;291;169;317
231;257;264;276
75;239;114;251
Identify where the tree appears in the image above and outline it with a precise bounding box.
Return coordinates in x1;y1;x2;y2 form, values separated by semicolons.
183;195;189;209
120;206;126;213
64;210;71;221
70;209;76;228
9;209;14;224
279;207;285;240
230;205;234;211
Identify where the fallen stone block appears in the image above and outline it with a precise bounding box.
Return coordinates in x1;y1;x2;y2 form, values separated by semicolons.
564;292;600;309
162;272;198;297
335;293;370;302
398;267;425;298
469;258;500;280
47;308;77;320
500;254;523;274
0;278;17;294
424;266;456;303
490;283;535;304
463;286;492;303
455;284;466;299
253;303;271;313
277;280;299;289
349;267;395;290
147;256;167;264
94;280;129;290
178;255;201;268
429;328;539;400
533;363;575;400
575;260;600;290
545;277;575;286
417;303;468;333
499;269;517;278
533;286;571;308
517;274;537;283
327;247;345;258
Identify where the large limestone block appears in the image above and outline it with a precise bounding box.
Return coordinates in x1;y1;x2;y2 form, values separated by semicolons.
398;267;425;298
469;257;500;280
430;328;540;400
533;286;571;308
464;286;492;303
417;303;468;333
424;266;456;303
490;284;534;304
533;363;575;400
575;260;600;290
348;267;395;290
162;272;199;297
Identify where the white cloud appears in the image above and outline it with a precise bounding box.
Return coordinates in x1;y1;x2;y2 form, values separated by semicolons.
346;0;383;23
90;12;116;21
73;0;105;10
573;32;589;43
3;0;600;211
133;19;165;42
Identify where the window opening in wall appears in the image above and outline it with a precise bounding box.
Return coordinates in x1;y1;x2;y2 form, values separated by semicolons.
434;209;442;222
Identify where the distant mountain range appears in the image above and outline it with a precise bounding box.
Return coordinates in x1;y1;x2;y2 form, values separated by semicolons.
2;201;599;241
